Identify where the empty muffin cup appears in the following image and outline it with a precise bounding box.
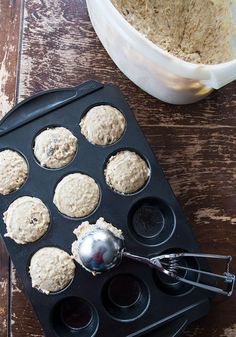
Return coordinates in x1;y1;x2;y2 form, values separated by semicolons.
0;149;28;195
153;249;199;296
80;105;126;145
52;297;99;337
102;274;149;321
128;198;175;246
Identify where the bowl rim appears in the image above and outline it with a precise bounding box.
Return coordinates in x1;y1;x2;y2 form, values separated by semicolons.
104;0;236;69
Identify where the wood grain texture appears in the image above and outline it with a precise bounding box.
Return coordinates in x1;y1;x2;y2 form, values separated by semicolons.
0;0;21;117
11;266;43;337
0;1;22;336
1;0;236;336
0;238;9;337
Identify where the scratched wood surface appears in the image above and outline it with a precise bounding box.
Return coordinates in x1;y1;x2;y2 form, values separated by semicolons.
0;1;22;337
0;0;235;336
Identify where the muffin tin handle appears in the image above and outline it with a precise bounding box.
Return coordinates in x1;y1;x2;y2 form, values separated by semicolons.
129;317;188;337
0;80;104;136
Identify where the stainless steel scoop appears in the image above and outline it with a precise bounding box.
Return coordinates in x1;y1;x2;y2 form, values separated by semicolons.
77;228;235;296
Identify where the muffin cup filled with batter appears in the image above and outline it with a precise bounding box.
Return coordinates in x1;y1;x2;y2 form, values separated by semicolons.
104;150;150;194
3;196;50;244
0;149;28;195
53;173;100;218
33;126;78;169
29;247;76;294
80;105;126;146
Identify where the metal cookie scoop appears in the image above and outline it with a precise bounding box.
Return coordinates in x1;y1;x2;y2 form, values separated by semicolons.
77;228;235;296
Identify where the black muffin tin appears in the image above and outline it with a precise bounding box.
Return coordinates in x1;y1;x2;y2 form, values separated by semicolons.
0;81;213;337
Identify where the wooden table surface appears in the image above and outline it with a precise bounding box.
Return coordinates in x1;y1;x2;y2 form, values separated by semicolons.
0;1;235;336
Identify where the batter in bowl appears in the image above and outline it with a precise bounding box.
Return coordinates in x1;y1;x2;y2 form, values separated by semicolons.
112;0;236;64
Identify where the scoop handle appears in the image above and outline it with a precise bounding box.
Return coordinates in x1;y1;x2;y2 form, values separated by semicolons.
122;251;166;273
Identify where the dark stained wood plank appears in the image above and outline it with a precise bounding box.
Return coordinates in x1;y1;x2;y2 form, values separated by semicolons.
0;1;22;336
0;238;9;337
0;0;22;118
9;0;236;336
18;0;132;100
11;266;44;337
149;127;236;337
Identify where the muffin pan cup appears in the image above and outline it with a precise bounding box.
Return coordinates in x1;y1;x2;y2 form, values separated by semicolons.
0;81;213;337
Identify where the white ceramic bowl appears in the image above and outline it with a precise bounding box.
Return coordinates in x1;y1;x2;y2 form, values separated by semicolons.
86;0;236;104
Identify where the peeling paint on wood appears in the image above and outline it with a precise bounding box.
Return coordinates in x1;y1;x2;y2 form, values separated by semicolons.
11;267;22;293
196;208;236;225
0;52;12;115
0;0;21;117
0;238;9;337
0;1;21;337
11;264;44;337
221;324;236;337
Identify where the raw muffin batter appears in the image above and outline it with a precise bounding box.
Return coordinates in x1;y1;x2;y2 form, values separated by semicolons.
72;217;123;274
105;150;149;194
29;247;75;294
34;127;77;168
112;0;236;64
80;105;126;145
53;173;100;217
0;149;28;195
3;196;50;244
